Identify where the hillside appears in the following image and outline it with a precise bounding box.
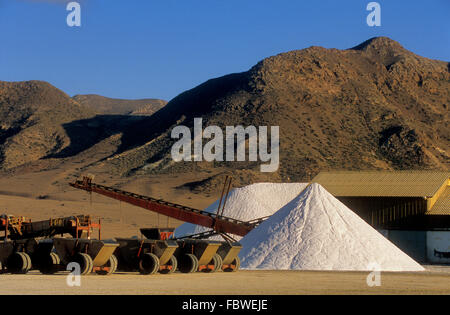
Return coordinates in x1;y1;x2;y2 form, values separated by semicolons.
72;94;167;115
0;80;97;169
104;37;449;192
0;82;168;171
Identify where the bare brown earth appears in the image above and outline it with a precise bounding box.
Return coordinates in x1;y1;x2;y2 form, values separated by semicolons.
0;269;449;295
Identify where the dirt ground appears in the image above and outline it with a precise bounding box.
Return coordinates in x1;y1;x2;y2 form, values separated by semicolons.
0;269;449;295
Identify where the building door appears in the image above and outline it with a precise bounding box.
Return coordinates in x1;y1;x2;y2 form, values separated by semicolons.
387;230;427;263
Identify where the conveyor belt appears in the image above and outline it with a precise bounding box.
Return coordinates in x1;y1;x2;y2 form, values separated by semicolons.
70;179;265;237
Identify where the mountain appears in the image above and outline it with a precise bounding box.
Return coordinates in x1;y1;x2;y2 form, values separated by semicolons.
72;94;167;115
104;37;449;191
0;82;163;171
0;80;96;169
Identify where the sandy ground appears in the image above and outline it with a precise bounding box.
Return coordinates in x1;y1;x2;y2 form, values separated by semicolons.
0;269;449;295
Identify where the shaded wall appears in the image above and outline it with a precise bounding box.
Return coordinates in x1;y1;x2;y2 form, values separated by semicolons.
337;197;429;229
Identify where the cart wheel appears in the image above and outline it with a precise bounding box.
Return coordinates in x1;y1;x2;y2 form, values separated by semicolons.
109;254;118;275
96;254;118;276
39;252;61;275
168;256;178;274
179;254;199;274
24;252;32;271
73;253;93;275
213;254;223;272
193;255;199;272
224;256;240;272
139;253;160;275
7;252;31;274
160;255;178;274
202;254;221;273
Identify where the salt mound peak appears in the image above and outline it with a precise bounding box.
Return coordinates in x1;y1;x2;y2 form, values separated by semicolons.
175;183;309;240
239;183;425;272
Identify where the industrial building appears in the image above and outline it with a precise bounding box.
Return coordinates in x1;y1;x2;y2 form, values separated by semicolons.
313;171;450;264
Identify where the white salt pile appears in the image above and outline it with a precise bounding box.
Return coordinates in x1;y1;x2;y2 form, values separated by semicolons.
175;183;309;240
239;183;425;272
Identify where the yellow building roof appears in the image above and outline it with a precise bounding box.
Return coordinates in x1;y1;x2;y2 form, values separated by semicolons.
312;171;449;198
426;186;450;215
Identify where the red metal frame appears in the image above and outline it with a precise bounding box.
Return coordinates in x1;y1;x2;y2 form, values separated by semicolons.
70;177;257;237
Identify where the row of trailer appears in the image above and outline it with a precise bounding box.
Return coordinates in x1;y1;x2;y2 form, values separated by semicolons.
0;215;241;276
1;176;265;276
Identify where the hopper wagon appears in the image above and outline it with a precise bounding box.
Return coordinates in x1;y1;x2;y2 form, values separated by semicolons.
0;214;118;275
140;228;229;273
114;228;178;275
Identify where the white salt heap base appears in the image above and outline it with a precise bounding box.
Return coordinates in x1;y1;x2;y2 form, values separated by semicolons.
175;183;309;240
239;183;425;272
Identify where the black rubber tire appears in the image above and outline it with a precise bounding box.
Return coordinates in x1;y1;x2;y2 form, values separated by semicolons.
73;253;93;275
7;253;25;274
39;252;61;275
179;254;199;274
7;252;31;274
96;254;118;276
139;253;160;275
159;255;178;275
224;256;240;272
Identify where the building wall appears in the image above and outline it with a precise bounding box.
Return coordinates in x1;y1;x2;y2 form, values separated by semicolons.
381;230;450;264
337;197;439;229
427;231;450;264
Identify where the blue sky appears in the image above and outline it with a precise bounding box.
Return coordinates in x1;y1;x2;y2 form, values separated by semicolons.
0;0;449;101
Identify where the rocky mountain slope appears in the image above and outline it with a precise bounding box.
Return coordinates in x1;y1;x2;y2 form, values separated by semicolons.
0;81;162;170
0;80;97;169
103;37;448;191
